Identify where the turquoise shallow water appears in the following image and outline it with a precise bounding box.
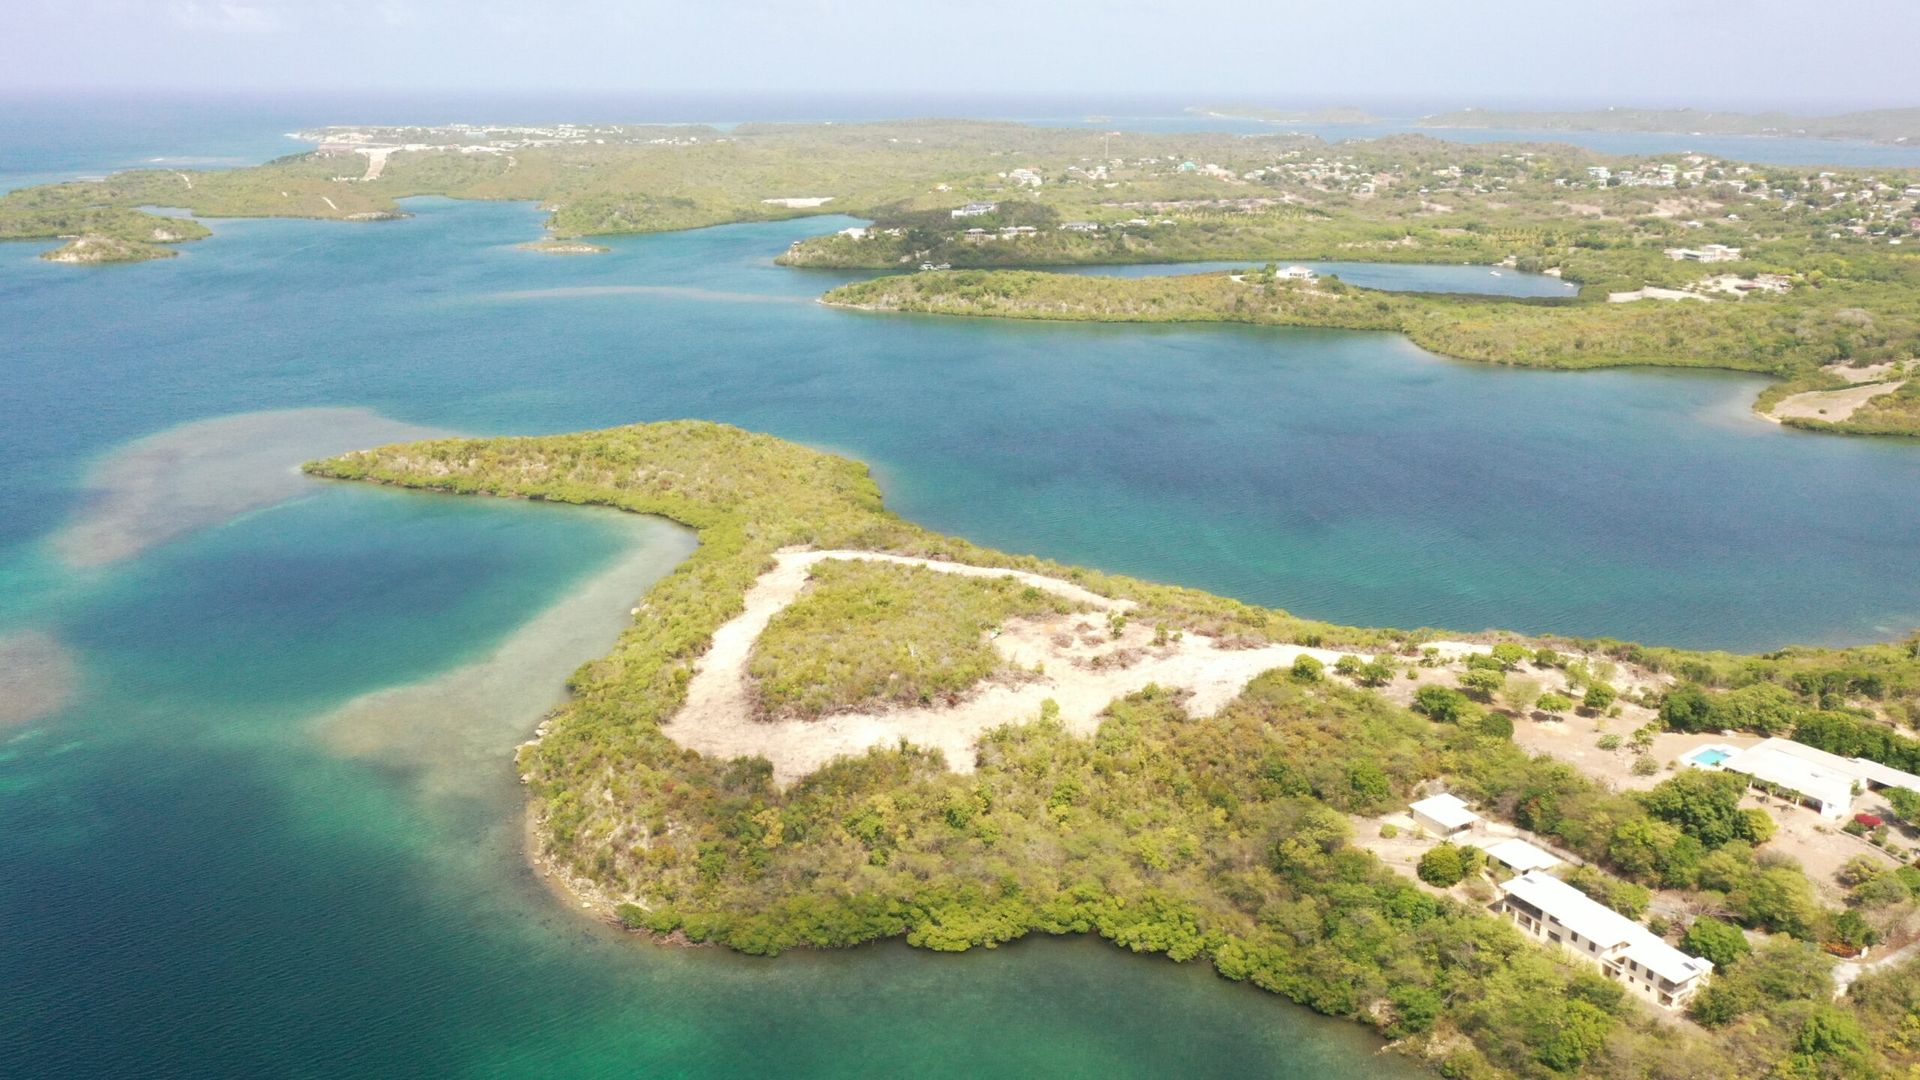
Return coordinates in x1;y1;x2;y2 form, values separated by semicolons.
3;115;1920;1078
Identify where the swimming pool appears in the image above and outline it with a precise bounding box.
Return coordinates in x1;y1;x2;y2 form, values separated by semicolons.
1689;748;1733;767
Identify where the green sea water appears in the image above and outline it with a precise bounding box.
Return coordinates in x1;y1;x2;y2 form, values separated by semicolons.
2;183;1919;1075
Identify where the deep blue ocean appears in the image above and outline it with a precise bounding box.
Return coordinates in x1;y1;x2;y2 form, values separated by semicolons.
3;95;1918;1079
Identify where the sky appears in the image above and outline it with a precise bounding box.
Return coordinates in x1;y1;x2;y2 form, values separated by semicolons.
9;0;1920;112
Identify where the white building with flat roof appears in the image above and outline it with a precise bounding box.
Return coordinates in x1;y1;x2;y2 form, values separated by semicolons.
1409;793;1482;837
1497;871;1713;1010
1484;837;1563;875
1689;737;1920;821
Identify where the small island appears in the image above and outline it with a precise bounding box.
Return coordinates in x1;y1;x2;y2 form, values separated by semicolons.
516;238;611;255
305;419;1920;1079
1185;104;1383;125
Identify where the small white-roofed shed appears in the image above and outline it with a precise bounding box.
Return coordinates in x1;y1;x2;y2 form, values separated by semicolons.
1409;793;1482;837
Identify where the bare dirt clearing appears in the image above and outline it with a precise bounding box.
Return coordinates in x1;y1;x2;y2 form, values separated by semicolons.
660;549;1484;784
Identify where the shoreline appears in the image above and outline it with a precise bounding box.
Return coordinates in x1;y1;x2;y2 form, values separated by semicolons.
818;292;1920;440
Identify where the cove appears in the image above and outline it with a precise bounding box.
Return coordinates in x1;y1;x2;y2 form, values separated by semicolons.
0;442;1417;1079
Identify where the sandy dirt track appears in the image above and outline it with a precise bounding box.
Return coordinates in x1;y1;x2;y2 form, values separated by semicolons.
1771;380;1905;422
660;549;1485;784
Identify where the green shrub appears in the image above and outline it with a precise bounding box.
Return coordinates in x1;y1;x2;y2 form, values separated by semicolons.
1681;916;1752;969
1414;685;1471;722
1418;842;1469;886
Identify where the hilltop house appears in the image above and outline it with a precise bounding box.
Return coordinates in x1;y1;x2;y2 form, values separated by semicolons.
1664;244;1742;263
1497;871;1713;1010
951;202;998;219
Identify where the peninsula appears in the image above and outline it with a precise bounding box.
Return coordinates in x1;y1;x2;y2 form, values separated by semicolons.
1184;104;1383;125
308;420;1920;1080
1416;106;1920;147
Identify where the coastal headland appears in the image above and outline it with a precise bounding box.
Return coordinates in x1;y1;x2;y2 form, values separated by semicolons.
305;419;1920;1078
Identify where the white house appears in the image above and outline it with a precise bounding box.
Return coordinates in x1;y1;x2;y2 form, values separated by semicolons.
1279;265;1318;281
1484;837;1563;875
1664;244;1743;263
951;202;998;219
1497;871;1713;1010
1691;737;1920;821
1409;793;1482;837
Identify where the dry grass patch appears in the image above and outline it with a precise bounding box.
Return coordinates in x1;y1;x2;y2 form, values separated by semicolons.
748;559;1088;719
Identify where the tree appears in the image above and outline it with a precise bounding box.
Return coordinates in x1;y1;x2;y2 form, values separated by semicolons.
1500;676;1541;715
1711;682;1803;735
1413;685;1470;723
1535;692;1572;716
1641;770;1754;847
1690;939;1834;1025
1681;916;1751;969
1418;843;1468;886
1489;642;1529;670
1793;1006;1871;1071
1460;668;1506;701
1581;683;1617;713
1357;658;1395;687
1608;816;1686;881
1731;865;1822;938
1478;712;1514;739
1290;654;1324;683
1827;908;1878;951
1346;760;1391;807
1534;999;1612;1072
1885;786;1920;825
1659;683;1716;732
